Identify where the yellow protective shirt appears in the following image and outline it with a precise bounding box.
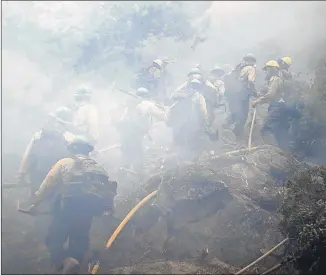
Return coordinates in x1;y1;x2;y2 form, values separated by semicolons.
73;103;99;145
256;76;283;105
136;100;168;123
32;156;78;208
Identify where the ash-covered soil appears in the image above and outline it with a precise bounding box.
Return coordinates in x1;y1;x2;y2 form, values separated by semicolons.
2;143;306;274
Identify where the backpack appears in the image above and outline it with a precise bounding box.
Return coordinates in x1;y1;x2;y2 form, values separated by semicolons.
30;129;69;182
61;157;117;214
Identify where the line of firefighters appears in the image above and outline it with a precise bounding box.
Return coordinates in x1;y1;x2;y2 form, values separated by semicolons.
15;53;300;274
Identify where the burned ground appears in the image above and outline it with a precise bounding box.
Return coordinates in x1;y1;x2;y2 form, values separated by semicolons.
2;144;306;274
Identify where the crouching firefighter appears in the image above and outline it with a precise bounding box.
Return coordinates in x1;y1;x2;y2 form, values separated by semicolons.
19;136;117;274
252;60;287;148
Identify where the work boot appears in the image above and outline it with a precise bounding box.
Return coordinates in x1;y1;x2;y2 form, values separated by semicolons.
61;257;80;274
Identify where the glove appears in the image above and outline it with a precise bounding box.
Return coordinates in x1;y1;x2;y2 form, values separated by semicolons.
17;201;38;216
252;99;260;107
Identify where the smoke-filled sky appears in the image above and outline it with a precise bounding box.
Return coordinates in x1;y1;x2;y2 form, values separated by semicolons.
3;1;326;155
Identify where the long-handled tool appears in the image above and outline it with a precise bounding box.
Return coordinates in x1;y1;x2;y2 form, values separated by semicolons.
17;200;50;215
96;144;121;154
235;238;289;274
248;107;257;150
116;88;177;110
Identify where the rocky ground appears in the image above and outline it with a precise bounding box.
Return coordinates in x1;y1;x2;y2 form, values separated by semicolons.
1;95;320;274
2;136;308;274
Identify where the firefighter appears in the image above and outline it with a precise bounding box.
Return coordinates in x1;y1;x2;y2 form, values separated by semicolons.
134;58;173;103
205;65;226;125
169;78;216;155
173;67;205;97
17;106;74;195
117;87;167;172
73;86;99;146
209;66;226;97
278;56;292;81
223;54;256;132
252;60;287;148
232;53;257;136
19;136;117;274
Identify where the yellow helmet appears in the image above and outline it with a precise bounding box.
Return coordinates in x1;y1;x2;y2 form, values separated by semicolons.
281;57;292;66
153;59;164;68
263;60;280;70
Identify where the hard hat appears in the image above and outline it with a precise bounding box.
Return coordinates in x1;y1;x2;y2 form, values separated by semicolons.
281;57;292;66
74;86;91;97
50;106;73;124
136;87;151;98
188;67;203;77
153;59;164;68
243;53;256;62
67;135;94;152
263;60;280;70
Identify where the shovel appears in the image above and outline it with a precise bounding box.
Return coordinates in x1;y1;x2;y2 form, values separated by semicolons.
17;200;50;216
248;107;257;150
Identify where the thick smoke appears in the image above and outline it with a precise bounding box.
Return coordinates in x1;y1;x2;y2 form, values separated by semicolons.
2;1;326;159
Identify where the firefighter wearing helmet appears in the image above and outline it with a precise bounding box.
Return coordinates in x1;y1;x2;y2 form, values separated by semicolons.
170;76;217;144
224;53;257;136
19;135;117;274
277;56;293;105
204;65;226;125
172;67;204;101
278;56;292;81
16;106;76;258
117;87;168;174
135;58;173;104
252;60;287;148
